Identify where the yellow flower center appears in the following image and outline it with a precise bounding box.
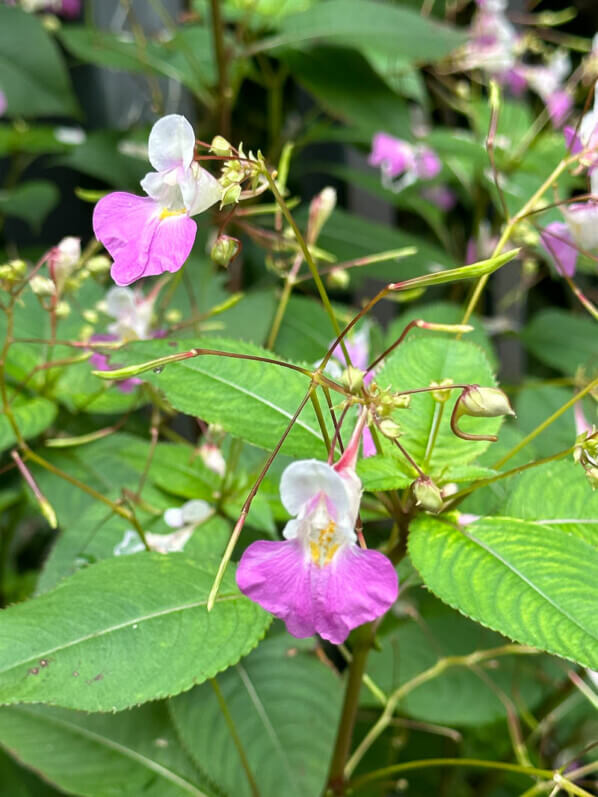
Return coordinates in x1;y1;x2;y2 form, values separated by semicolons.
309;520;339;567
159;208;186;220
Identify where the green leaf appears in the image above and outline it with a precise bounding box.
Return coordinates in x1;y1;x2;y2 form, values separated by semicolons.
365;603;558;726
0;746;63;797
0;181;59;231
376;338;502;474
109;337;332;458
258;0;466;61
514;384;575;458
280;47;409;137
409;515;598;668
357;454;413;491
0;703;209;796
0;123;72;156
0;396;57;452
503;459;598;544
0;7;79;117
56;130;148;190
0;553;270;711
170;634;343;797
58;25;215;98
522;310;597;376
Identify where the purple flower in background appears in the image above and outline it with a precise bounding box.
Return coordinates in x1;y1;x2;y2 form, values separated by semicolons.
93;115;221;287
89;284;163;391
421;185;457;211
564;85;598;191
523;52;572;128
236;418;398;644
540;201;598;277
369;132;441;193
539;222;578;277
464;0;519;79
0;91;6;117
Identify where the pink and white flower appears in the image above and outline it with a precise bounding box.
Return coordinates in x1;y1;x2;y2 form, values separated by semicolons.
236;420;398;644
540;201;598;277
522;51;572;128
93;115;222;286
369;133;441;193
89;283;163;391
564;82;598;191
463;0;519;79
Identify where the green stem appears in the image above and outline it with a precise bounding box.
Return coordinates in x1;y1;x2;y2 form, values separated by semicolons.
493;378;598;469
422;402;444;470
209;0;231;137
345;644;537;778
326;622;377;795
461;157;573;325
210;678;260;797
263;171;351;365
350;759;554;792
310;390;331;453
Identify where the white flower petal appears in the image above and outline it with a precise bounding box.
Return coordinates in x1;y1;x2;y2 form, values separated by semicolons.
164;507;184;528
147;114;196;172
181;499;212;524
179;163;222;216
105;286;137;321
280;459;349;517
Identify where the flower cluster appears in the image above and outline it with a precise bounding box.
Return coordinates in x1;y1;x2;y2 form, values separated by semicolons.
462;0;572;128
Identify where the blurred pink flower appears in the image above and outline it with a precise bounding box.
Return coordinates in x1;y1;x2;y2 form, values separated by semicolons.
93;115;221;286
369;132;441;193
540;201;598;277
0;91;6;117
236;418;398;643
421;185;457;211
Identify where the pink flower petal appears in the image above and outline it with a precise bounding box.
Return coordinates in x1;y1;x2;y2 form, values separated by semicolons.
564;125;583;155
93;192;197;286
236;539;398;644
362;426;376;458
539;222;578;277
546;90;572;128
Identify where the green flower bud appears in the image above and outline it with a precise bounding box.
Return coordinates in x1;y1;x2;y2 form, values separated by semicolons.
87;255;112;273
210;235;239;268
326;267;350;290
165;309;182;323
392;394;411;409
55;300;71;319
220;183;242;208
430;378;454;403
30;275;56;296
378;418;402;439
83;309;98;324
341;366;364;393
458;386;515;419
210;135;233;157
412;477;443;513
585;466;598;490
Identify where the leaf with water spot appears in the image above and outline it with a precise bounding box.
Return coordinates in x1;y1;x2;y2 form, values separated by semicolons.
0;554;270;711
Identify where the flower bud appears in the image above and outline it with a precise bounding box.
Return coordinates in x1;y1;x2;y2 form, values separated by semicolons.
341;366;364;392
0;259;26;282
412;477;443;513
55;300;71;318
458;386;515;419
308;187;337;242
430;378;454;403
326;267;350;290
392;394;411;410
585;466;598;490
83;309;98;324
30;275;56;296
87;255;112;273
220;183;242;208
9;259;26;276
50;236;80;292
165;308;182;323
210;235;239;268
378;418;402;439
210;135;233;157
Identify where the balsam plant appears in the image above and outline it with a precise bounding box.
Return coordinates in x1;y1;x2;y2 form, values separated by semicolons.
0;1;597;796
